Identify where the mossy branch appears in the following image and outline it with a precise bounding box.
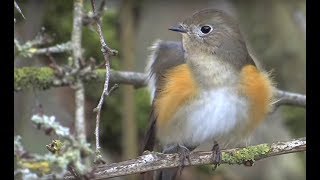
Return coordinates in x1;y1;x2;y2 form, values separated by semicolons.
64;137;305;179
14;67;56;91
14;67;147;91
14;42;72;58
14;67;305;109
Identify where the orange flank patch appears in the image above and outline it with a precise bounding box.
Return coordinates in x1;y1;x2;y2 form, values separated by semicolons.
240;65;274;131
154;64;199;128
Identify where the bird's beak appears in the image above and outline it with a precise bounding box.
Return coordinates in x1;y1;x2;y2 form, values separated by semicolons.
168;24;187;33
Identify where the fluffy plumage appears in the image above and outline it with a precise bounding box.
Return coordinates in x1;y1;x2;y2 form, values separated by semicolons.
143;8;275;180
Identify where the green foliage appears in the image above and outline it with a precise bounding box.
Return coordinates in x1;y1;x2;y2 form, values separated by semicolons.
135;88;151;134
42;1;73;43
282;106;306;137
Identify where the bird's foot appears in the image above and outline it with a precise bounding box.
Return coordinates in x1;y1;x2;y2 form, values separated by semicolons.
177;144;191;176
211;141;222;171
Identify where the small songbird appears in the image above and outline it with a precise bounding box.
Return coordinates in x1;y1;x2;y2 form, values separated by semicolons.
142;8;275;180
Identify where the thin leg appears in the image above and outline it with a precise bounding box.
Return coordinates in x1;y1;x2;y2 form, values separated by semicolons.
211;140;222;171
176;144;192;176
160;144;195;180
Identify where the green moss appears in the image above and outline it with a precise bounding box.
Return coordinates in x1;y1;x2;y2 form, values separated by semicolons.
14;67;55;91
222;144;271;164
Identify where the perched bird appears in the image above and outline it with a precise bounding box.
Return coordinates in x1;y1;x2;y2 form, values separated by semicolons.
142;8;275;180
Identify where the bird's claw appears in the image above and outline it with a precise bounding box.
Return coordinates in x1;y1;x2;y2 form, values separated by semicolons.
211;141;222;171
177;144;191;176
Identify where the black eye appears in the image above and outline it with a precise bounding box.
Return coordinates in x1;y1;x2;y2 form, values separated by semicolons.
200;25;212;34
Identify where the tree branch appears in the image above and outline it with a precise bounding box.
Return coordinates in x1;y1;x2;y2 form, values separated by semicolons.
14;1;26;19
32;42;72;55
274;90;306;108
64;137;305;179
14;67;305;108
90;0;118;163
71;0;86;144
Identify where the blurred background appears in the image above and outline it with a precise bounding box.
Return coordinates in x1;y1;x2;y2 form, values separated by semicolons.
14;0;306;180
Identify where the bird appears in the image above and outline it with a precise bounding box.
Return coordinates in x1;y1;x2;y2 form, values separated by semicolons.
142;8;275;180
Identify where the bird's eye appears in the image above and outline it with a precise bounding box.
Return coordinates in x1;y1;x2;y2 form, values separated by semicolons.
200;25;212;34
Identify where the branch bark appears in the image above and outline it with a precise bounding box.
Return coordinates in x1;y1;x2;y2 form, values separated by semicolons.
72;0;86;143
120;0;138;166
32;42;72;55
64;137;306;179
274;90;306;108
14;68;305;109
90;0;118;162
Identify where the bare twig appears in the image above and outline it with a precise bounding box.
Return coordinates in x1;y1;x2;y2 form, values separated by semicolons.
83;0;106;27
64;137;305;179
90;0;118;162
14;1;25;19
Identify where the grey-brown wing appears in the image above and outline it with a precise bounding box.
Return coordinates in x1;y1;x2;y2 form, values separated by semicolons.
142;40;185;152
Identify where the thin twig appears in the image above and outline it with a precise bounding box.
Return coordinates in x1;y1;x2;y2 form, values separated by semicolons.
64;137;306;179
14;1;26;19
90;0;118;163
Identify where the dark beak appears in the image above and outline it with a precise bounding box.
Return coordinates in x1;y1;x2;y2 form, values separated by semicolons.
168;24;187;33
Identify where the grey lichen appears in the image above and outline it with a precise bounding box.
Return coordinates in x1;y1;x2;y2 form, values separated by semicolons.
31;114;70;137
14;109;98;178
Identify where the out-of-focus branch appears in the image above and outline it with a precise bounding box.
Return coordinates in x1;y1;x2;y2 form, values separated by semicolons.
32;42;72;55
64;138;306;179
71;0;86;144
14;1;25;19
14;68;147;91
119;0;138;167
15;39;70;58
274;90;306;108
14;67;305;109
15;42;72;58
